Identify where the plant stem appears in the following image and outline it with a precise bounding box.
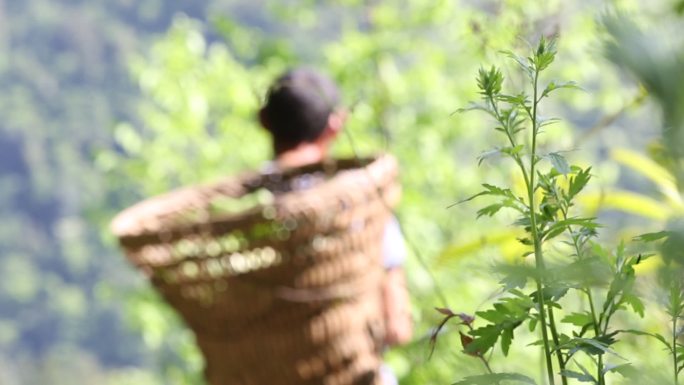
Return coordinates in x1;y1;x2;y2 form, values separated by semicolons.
528;69;557;385
480;355;494;374
562;205;604;385
547;307;568;385
674;314;679;385
585;289;605;385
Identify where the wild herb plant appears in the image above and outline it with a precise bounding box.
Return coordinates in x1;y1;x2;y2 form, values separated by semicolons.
630;231;684;385
434;37;648;385
603;14;684;385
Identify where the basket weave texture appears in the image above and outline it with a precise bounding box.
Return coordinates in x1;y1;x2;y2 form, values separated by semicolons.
111;155;401;385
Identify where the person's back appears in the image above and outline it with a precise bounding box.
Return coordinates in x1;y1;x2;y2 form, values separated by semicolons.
259;67;413;384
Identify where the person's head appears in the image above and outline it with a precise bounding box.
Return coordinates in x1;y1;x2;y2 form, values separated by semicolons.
259;68;345;158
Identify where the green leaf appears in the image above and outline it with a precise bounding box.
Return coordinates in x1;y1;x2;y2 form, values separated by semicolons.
561;312;594;327
533;36;557;72
618;329;672;350
501;145;525;157
501;50;534;79
568;167;591;200
571;337;625;359
467;325;502;355
477;66;504;97
482;183;511;196
548;152;571;175
633;231;671;242
530;286;569;303
540;80;582;99
601;362;633;376
453;373;537;385
455;101;496;117
622;294;645;317
501;327;514;356
496;93;530;107
538;116;561;129
452;183;519;207
559;370;596;383
477;308;507;324
544;217;600;239
477;203;504;218
495;264;538;289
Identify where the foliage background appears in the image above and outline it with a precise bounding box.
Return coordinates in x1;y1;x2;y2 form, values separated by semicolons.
1;0;680;384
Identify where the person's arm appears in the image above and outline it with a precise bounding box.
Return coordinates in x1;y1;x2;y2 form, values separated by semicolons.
381;217;413;346
382;266;413;346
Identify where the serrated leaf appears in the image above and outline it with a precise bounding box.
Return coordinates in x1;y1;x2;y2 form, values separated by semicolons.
477;66;504;97
568;167;591;200
453;373;537;385
495;264;539;290
452;183;519;208
467;325;501;355
543;224;566;241
622;294;645;317
482;183;511;196
561;312;594;327
576;337;625;359
530;286;569;303
477;203;504;218
497;93;528;105
559;370;595;383
501;327;514;356
477;308;507;324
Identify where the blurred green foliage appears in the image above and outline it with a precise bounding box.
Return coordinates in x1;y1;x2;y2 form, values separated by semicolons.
3;0;683;384
104;1;679;384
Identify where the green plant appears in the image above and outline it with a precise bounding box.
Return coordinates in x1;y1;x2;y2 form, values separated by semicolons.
433;37;648;385
603;12;684;385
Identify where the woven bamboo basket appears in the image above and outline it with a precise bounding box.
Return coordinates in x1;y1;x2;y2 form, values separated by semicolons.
111;154;401;385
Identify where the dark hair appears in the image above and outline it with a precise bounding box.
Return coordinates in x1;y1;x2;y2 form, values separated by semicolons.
260;68;340;149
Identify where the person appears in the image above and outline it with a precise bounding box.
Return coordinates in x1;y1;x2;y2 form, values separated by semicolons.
258;67;413;384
